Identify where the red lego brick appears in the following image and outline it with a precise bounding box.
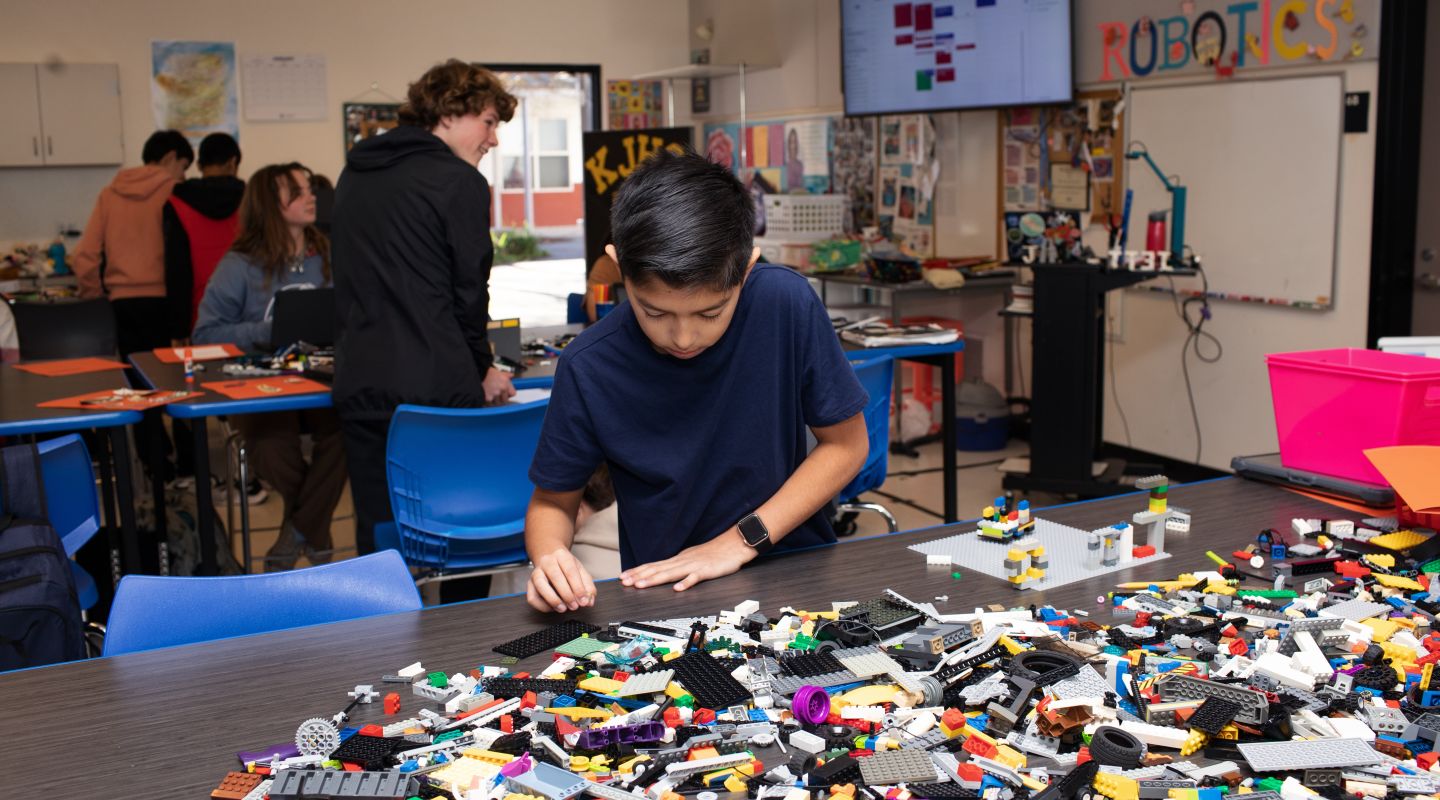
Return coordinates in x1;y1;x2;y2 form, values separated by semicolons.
212;771;263;800
383;692;400;715
500;714;514;733
962;735;997;759
1133;545;1156;559
358;724;384;737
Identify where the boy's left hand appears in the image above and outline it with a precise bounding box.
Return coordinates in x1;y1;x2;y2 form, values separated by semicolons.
620;528;756;592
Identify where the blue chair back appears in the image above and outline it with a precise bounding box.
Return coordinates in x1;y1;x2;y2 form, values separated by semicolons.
385;399;548;569
566;293;587;324
840;355;895;500
103;550;421;655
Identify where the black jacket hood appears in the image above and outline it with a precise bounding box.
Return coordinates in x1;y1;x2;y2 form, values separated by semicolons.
345;125;454;172
170;176;245;219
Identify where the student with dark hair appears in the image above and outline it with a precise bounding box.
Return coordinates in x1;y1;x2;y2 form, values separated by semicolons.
164;132;244;340
332;59;518;555
193;163;346;570
523;149;870;612
73;129;193;351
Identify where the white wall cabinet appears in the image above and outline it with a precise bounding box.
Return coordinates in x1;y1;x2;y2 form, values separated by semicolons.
0;63;123;167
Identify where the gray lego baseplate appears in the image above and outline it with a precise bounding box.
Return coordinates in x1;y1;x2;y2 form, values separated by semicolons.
838;649;904;680
1391;776;1440;795
1363;517;1399;532
1236;738;1382;772
857;748;942;785
1005;726;1061;758
1317;598;1391;622
269;770;411;800
908;518;1170;591
959;671;1011;706
613;669;675;697
1276;617;1346;655
901;729;950;751
771;669;861;696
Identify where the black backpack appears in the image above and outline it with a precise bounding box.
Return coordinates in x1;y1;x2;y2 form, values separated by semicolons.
0;442;85;669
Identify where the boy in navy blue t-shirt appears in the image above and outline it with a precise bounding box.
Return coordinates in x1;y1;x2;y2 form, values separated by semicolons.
524;150;869;613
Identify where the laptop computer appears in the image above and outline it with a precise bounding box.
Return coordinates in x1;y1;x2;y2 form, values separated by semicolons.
270;288;335;350
1231;453;1394;508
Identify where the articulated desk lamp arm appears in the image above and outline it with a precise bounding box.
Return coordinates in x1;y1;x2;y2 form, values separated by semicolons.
1124;144;1187;266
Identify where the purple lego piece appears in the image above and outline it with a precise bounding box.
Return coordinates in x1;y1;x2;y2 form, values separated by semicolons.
575;721;666;750
792;685;831;725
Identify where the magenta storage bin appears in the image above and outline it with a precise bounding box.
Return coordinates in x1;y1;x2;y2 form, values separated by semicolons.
1267;348;1440;484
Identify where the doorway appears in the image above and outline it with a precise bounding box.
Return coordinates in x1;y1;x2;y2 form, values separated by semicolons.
481;65;600;327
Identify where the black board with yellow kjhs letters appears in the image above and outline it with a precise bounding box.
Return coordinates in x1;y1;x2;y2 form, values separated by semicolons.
581;127;691;275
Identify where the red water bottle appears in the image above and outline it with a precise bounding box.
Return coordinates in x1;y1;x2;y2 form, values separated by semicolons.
1146;211;1168;252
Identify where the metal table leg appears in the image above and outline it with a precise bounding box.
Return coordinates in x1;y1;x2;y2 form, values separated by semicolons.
191;416;217;576
107;426;141;576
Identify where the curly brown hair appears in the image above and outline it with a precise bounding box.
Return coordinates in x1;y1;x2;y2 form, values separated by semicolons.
399;59;517;129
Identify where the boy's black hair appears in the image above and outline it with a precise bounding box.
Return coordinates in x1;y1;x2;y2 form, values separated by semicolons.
141;130;194;166
197;132;241;168
610;147;754;290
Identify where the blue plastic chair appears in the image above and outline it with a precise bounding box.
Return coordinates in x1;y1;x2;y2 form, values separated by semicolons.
566;293;587;324
0;435;103;610
383;399;549;585
102;550;421;655
839;355;899;532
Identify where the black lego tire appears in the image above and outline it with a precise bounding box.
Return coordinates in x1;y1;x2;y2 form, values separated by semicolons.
1009;650;1082;684
1088;725;1145;768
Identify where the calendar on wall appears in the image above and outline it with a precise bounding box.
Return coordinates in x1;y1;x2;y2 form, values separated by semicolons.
241;53;327;122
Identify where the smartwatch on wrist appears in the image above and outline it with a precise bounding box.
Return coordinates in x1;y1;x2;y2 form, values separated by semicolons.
738;513;773;556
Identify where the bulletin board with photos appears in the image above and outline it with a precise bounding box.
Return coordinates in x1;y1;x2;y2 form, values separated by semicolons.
342;103;401;153
997;90;1125;260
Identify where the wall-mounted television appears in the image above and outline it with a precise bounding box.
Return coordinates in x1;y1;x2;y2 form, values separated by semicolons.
841;0;1073;116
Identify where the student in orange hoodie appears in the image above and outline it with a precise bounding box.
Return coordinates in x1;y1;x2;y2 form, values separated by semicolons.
73;130;193;355
73;130;194;484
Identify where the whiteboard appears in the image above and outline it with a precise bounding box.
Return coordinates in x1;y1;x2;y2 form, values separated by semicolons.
1126;75;1342;309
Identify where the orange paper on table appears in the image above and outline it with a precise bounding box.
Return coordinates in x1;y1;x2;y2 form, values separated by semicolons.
38;389;203;410
153;344;243;363
201;376;329;400
11;358;128;376
1364;446;1440;514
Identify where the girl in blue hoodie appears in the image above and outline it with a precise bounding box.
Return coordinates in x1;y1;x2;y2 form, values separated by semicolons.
194;163;348;570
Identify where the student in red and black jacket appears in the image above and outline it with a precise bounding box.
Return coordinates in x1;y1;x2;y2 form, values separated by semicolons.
164;133;244;340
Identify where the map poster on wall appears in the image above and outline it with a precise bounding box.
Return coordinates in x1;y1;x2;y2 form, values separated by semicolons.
151;41;238;143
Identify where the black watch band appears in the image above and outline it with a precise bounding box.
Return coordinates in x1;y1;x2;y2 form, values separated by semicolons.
739;513;772;556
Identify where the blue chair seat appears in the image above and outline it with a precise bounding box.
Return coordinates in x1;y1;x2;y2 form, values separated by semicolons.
103;550;421;656
841;355;897;500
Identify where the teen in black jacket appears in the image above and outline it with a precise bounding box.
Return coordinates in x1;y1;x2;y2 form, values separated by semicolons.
332;60;518;553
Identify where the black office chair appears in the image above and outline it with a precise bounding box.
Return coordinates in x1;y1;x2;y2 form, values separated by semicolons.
10;298;118;361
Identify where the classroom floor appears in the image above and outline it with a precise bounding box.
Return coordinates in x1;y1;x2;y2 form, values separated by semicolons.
225;436;1032;575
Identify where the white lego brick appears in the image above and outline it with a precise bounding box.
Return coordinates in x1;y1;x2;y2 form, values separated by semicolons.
398;662;425;679
788;730;826;754
1238;738;1382;772
1328;715;1378;742
927;554;953;566
613;669;674;697
1281;777;1321;800
1119;720;1189;749
1291;632;1335;679
1248;651;1319;691
905;710;937;736
734;600;760;616
1293;519;1320;536
1118;523;1134;563
540;657;578;678
841;705;886;722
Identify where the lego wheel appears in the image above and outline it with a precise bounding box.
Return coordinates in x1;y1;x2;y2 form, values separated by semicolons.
1088;725;1144;767
295;717;341;757
1009;650;1081;685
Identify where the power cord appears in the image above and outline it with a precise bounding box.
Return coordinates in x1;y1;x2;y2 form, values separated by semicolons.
1167;257;1223;464
1107;300;1133;447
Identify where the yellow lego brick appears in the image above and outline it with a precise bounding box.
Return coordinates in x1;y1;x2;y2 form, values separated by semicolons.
834;684;902;707
830;785;856;799
579;675;626;693
691;747;719;761
503;794;544;800
1181;729;1209;756
1422;663;1434;691
618;756;650;774
1020;774;1048;792
461;749;516;766
548;706;613;720
1368;530;1431;551
1169;791;1198;800
665;682;688;699
992;744;1026;770
1375;573;1425;592
1378;640;1417;667
998;636;1026;656
1362;617;1401;642
1204;582;1236;595
1094;773;1139;800
431;758;502;792
725;775;749;793
1364;553;1398;569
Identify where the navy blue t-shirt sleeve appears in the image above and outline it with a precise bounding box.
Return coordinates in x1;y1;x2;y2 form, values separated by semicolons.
529;354;604;492
798;289;869;428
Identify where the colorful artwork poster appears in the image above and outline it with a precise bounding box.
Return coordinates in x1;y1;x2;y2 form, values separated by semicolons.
606;80;664;130
704;117;834;193
879;116;905;164
151;41;238;143
342;103;400;153
831;117;877;234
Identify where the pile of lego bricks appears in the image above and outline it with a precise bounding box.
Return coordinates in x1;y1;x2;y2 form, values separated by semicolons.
212;514;1440;800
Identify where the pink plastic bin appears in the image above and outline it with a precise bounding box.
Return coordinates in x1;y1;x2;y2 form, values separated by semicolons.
1267;348;1440;484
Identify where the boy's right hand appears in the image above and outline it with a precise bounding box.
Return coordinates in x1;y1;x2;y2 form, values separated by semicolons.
527;548;597;613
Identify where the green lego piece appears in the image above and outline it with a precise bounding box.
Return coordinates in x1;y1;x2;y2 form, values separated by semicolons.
790;634;817;651
1421;558;1440;574
706;637;737;653
428;671;449;688
1236;589;1298;599
952;571;963;580
1256;778;1284;793
435;729;463;743
675;694;695;708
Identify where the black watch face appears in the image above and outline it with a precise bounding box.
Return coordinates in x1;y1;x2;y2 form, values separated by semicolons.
741;516;767;546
